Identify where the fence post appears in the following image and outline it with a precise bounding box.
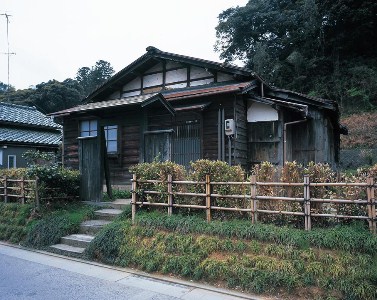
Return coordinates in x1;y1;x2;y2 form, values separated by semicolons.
131;174;137;225
168;174;173;216
35;177;40;210
205;174;211;222
304;175;311;231
4;176;8;203
250;175;257;223
20;177;25;205
367;177;376;234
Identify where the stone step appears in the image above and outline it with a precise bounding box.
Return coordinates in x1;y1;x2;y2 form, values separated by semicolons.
79;219;112;234
110;199;131;210
61;234;95;248
94;208;123;220
50;243;86;256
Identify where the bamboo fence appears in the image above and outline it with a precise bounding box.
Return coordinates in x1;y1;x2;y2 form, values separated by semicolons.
0;176;39;208
131;174;377;234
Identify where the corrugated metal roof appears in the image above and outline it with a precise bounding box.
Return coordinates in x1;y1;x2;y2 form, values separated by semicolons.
0;102;61;129
0;127;61;146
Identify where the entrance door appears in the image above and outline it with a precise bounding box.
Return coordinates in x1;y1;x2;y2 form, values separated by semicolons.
78;136;102;202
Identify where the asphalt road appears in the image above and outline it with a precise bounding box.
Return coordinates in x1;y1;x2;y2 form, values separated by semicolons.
0;243;260;300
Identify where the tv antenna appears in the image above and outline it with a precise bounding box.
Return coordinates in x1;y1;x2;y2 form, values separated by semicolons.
1;12;16;95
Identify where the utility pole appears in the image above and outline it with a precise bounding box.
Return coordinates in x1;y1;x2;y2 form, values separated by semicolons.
1;12;16;97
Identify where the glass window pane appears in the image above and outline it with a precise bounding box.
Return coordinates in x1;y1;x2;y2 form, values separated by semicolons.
81;131;90;137
107;141;117;152
80;120;89;132
91;129;97;137
107;128;117;140
90;120;97;131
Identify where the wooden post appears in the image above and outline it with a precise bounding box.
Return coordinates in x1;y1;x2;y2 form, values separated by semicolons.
250;175;257;223
131;174;137;225
304;175;311;231
4;176;8;203
367;177;376;234
20;177;25;205
205;175;211;222
35;177;40;210
168;174;173;216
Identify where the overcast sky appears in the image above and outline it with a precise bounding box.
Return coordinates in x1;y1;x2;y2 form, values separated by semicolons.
0;0;248;90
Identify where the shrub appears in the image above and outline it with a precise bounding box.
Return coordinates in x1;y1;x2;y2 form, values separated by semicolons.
24;204;94;248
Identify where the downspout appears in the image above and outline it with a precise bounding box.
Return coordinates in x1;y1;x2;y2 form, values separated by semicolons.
283;119;308;164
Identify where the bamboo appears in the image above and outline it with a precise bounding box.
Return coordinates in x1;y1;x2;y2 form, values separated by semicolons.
206;175;211;222
135;202;167;207
367;177;376;234
211;193;251;199
172;192;206;197
35;177;39;210
172;204;206;209
257;209;305;216
168;174;173;216
256;195;304;202
257;182;304;187
250;175;257;223
4;176;7;203
311;213;369;220
21;177;25;204
131;174;137;225
310;182;368;187
304;175;311;231
211;206;251;212
173;180;205;185
311;198;368;204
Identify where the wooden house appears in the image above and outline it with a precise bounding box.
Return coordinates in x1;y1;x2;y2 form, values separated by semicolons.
50;47;346;200
0;102;61;168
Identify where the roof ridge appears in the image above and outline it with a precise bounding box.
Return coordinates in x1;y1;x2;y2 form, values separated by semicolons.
0;102;37;111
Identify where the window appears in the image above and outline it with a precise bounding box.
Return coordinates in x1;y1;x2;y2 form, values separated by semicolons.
80;120;118;154
8;155;16;169
0;149;3;166
104;125;118;153
80;120;98;137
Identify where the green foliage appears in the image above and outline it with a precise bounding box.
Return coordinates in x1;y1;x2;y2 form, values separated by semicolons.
24;204;94;248
215;1;377;113
103;189;131;202
26;164;80;204
87;214;377;299
0;203;34;243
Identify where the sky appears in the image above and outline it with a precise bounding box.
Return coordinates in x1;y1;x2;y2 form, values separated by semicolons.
0;0;248;90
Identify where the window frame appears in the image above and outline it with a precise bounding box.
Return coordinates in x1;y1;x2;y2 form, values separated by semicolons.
104;125;118;154
80;119;98;137
8;155;16;169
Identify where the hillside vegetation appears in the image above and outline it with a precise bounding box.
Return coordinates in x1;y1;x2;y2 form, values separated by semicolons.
341;112;377;149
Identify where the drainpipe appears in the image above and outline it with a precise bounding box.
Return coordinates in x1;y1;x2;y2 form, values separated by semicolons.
283;119;308;164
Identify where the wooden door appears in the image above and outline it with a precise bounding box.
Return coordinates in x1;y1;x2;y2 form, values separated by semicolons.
78;136;102;202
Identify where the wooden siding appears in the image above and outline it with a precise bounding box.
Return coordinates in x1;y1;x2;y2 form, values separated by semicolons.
62;117;79;169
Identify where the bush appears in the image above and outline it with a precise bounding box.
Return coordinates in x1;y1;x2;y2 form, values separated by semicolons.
0;203;34;243
24;204;94;248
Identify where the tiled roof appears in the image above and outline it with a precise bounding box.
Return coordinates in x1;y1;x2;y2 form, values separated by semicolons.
49;93;174;117
0;127;61;146
0;102;61;129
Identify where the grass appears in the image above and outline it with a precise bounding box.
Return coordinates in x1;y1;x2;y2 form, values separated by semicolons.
87;212;377;299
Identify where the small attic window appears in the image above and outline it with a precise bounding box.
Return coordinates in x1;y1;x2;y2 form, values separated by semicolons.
80;120;98;137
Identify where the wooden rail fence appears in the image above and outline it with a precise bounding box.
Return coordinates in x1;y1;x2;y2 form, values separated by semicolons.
131;174;377;234
0;176;39;208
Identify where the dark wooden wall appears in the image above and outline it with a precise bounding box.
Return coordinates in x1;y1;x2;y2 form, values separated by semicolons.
62;117;79;170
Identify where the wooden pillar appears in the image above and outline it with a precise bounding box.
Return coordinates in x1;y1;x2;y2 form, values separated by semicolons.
367;177;376;234
304;175;311;231
4;176;7;203
168;174;173;216
250;175;257;223
20;177;25;205
131;174;137;225
205;175;211;222
35;177;40;210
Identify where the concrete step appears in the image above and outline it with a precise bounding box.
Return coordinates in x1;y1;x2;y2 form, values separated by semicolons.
79;219;112;234
94;208;123;220
50;244;86;256
110;199;131;210
61;234;95;248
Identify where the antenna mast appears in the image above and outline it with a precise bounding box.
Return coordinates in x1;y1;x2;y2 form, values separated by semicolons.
1;12;16;94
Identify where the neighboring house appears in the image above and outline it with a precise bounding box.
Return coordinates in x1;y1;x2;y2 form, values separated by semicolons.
50;47;346;201
0;102;62;168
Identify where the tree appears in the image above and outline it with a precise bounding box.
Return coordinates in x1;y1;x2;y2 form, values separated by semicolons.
75;60;114;96
215;0;377;112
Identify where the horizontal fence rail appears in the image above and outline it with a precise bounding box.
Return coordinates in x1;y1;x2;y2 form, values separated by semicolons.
131;174;377;234
0;176;39;208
